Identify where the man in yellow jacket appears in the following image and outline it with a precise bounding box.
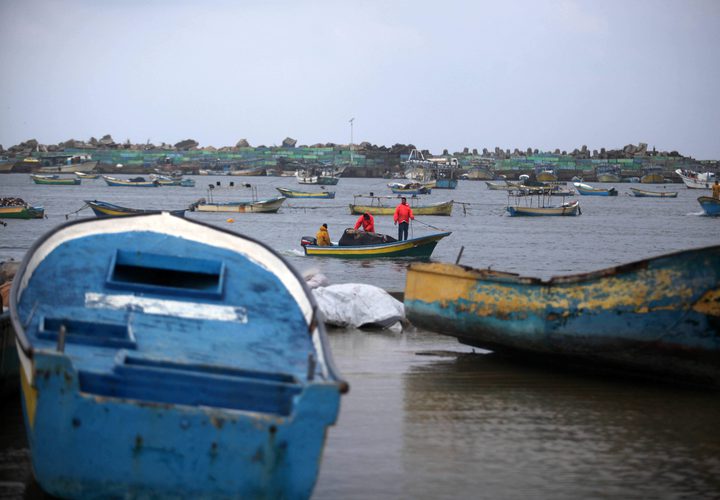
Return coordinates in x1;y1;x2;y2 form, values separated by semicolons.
316;223;331;246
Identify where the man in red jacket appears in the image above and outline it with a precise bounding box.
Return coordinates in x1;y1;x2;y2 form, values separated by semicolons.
393;197;414;240
354;212;375;232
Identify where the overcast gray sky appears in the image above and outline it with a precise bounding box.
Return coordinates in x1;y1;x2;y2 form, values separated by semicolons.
1;0;718;158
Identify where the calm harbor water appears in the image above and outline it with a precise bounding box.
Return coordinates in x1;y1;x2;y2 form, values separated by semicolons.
1;173;719;498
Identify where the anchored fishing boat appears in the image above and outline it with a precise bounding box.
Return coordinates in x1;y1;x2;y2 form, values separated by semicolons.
387;182;432;195
349;195;453;216
404;245;720;386
698;196;720;216
595;165;622;183
30;174;81;186
85;200;186;218
506;188;580;216
276;187;336;199
0;198;44;219
102;175;159;187
301;229;451;259
190;196;285;213
74;172;99;180
9;213;347;498
629;187;678;198
640;166;665;184
675;169;717;189
295;166;341;185
573;182;618;196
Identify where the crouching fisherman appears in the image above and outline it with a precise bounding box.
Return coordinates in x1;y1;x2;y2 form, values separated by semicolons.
316;223;332;246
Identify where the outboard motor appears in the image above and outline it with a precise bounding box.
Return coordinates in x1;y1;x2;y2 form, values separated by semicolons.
300;236;317;247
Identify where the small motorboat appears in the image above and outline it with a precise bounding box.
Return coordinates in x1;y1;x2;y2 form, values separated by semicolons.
301;229;451;259
573;182;618;196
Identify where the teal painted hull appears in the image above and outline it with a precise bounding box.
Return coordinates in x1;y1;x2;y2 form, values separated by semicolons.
405;246;720;385
698;196;720;216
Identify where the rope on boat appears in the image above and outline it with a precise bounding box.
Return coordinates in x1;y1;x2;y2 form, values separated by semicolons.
65;203;89;219
284;204;348;211
413;218;448;232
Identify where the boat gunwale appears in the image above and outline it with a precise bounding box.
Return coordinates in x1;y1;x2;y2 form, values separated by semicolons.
408;244;720;287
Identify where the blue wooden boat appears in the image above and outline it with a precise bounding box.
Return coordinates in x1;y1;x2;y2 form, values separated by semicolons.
404;245;720;386
435;178;458;189
698;196;720;216
102;175;159;187
573;182;618;196
10;213;347;498
85;199;186;218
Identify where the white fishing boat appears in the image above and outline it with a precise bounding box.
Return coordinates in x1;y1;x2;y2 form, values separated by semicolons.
675;169;717;189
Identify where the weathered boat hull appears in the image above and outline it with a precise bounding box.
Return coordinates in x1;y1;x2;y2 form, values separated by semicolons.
574;183;618;196
596;173;622;183
404;246;720;385
30;175;81;185
485;181;520;191
629;188;678;198
506;201;580;216
37;161;98;174
85;200;186;218
349;200;453;216
304;232;451;259
535;171;557;183
640;173;665;184
276;187;336;199
192;196;285;213
698;196;720;216
434;179;458;189
10;213;346;498
102;175;158;187
390;187;431;195
74;172;99;179
0;205;44;219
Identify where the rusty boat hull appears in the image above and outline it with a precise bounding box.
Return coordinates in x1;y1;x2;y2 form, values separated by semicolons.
404;246;720;385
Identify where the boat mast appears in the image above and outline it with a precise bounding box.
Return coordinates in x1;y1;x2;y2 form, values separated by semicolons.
349;117;354;167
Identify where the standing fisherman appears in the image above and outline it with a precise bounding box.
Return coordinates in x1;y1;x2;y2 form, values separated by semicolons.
393;197;414;241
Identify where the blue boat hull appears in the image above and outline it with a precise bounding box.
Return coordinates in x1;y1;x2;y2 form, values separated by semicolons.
404;246;720;385
434;179;457;189
11;213;346;498
698;196;720;216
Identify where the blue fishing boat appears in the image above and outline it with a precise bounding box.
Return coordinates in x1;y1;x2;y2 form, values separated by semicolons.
573;182;618;196
698;196;720;216
404;245;720;386
10;213;347;498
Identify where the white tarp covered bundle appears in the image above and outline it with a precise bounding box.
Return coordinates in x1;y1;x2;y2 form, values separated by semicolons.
312;283;405;330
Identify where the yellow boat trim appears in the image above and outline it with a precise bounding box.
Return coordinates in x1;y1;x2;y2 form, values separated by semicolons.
20;361;37;429
307;240;418;256
406;263;697;316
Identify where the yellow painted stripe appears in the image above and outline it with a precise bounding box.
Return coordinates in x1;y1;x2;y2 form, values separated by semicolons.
20;364;38;429
406;263;699;316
